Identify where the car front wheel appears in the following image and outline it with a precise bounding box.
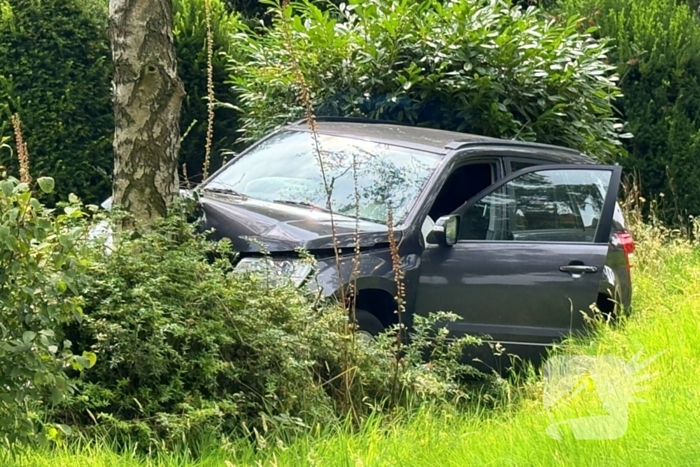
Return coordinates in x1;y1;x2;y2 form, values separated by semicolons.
352;309;385;342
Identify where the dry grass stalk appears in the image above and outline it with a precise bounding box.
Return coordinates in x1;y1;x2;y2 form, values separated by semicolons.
278;0;359;414
11;113;31;184
386;204;406;405
182;163;191;190
201;0;215;180
349;152;362;328
279;0;346;304
386;205;406;334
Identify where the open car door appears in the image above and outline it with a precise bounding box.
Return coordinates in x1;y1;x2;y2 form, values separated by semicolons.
416;164;623;350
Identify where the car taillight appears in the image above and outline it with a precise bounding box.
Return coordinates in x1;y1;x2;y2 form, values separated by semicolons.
618;231;635;271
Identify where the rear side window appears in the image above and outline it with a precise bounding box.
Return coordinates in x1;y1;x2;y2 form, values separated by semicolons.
459;168;612;242
509;160;541;172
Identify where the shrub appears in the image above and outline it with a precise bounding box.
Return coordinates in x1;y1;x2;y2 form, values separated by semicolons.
228;0;625;159
0;0;113;205
557;0;700;223
52;205;486;445
56;210;346;444
0;173;95;444
225;0;345;24
226;0;269;21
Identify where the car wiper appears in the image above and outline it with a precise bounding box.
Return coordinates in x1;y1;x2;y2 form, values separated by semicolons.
273;199;331;212
201;187;246;198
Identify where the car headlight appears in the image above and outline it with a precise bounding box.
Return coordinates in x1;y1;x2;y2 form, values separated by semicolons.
234;257;313;287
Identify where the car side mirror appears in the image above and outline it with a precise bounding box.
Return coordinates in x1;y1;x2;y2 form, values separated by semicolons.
426;214;460;246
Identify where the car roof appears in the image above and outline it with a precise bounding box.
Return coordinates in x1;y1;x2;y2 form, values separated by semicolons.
286;117;593;164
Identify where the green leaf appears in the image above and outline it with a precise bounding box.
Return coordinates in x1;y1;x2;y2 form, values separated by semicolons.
0;180;13;197
22;331;36;344
30;198;42;212
37;177;55;194
46;426;58;441
63;206;79;217
58;235;73;249
82;351;97;369
13;182;29;194
72;351;97;371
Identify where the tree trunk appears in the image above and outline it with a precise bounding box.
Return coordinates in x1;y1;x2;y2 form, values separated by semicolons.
109;0;184;224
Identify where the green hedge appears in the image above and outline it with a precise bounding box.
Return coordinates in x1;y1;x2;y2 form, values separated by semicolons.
229;0;626;160
0;0;243;202
0;0;113;204
558;0;700;222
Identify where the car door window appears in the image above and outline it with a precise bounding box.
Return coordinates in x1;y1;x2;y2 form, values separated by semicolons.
428;161;497;220
509;160;541;172
459;168;612;242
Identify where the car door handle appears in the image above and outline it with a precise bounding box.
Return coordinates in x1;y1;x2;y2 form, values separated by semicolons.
559;265;598;274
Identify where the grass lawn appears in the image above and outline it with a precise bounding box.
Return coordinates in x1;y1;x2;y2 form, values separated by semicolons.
5;233;700;466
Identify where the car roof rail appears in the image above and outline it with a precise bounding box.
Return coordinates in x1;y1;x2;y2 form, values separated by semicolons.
290;116;408;126
444;138;583;156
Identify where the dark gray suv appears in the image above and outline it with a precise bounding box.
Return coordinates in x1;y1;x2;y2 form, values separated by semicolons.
199;118;634;359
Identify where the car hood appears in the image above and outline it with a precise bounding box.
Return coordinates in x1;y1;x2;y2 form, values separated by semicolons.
199;194;393;254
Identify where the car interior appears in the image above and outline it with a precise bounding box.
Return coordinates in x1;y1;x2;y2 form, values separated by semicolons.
428;162;495;220
456;166;606;242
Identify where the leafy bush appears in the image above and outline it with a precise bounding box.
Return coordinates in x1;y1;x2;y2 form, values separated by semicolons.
226;0;269;21
229;0;625;159
362;313;483;405
56;210;343;443
557;0;700;222
174;0;244;182
51;205;486;445
0;173;95;444
225;0;345;24
0;0;113;205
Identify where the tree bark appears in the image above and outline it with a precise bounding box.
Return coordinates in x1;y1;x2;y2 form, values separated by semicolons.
109;0;184;224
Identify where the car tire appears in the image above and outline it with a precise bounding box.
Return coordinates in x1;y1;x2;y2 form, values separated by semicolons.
352;309;385;342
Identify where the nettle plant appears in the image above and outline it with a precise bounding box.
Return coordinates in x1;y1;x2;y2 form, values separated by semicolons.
0;174;95;444
230;0;625;160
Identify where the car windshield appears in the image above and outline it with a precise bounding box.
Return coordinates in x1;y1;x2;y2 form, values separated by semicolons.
204;131;441;225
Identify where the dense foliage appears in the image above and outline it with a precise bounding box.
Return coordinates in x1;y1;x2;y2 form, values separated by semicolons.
226;0;269;21
50;207;481;445
0;0;245;202
58;212;344;443
0;173;95;444
229;0;626;160
0;0;113;204
558;0;700;223
225;0;344;24
1;0;698;220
